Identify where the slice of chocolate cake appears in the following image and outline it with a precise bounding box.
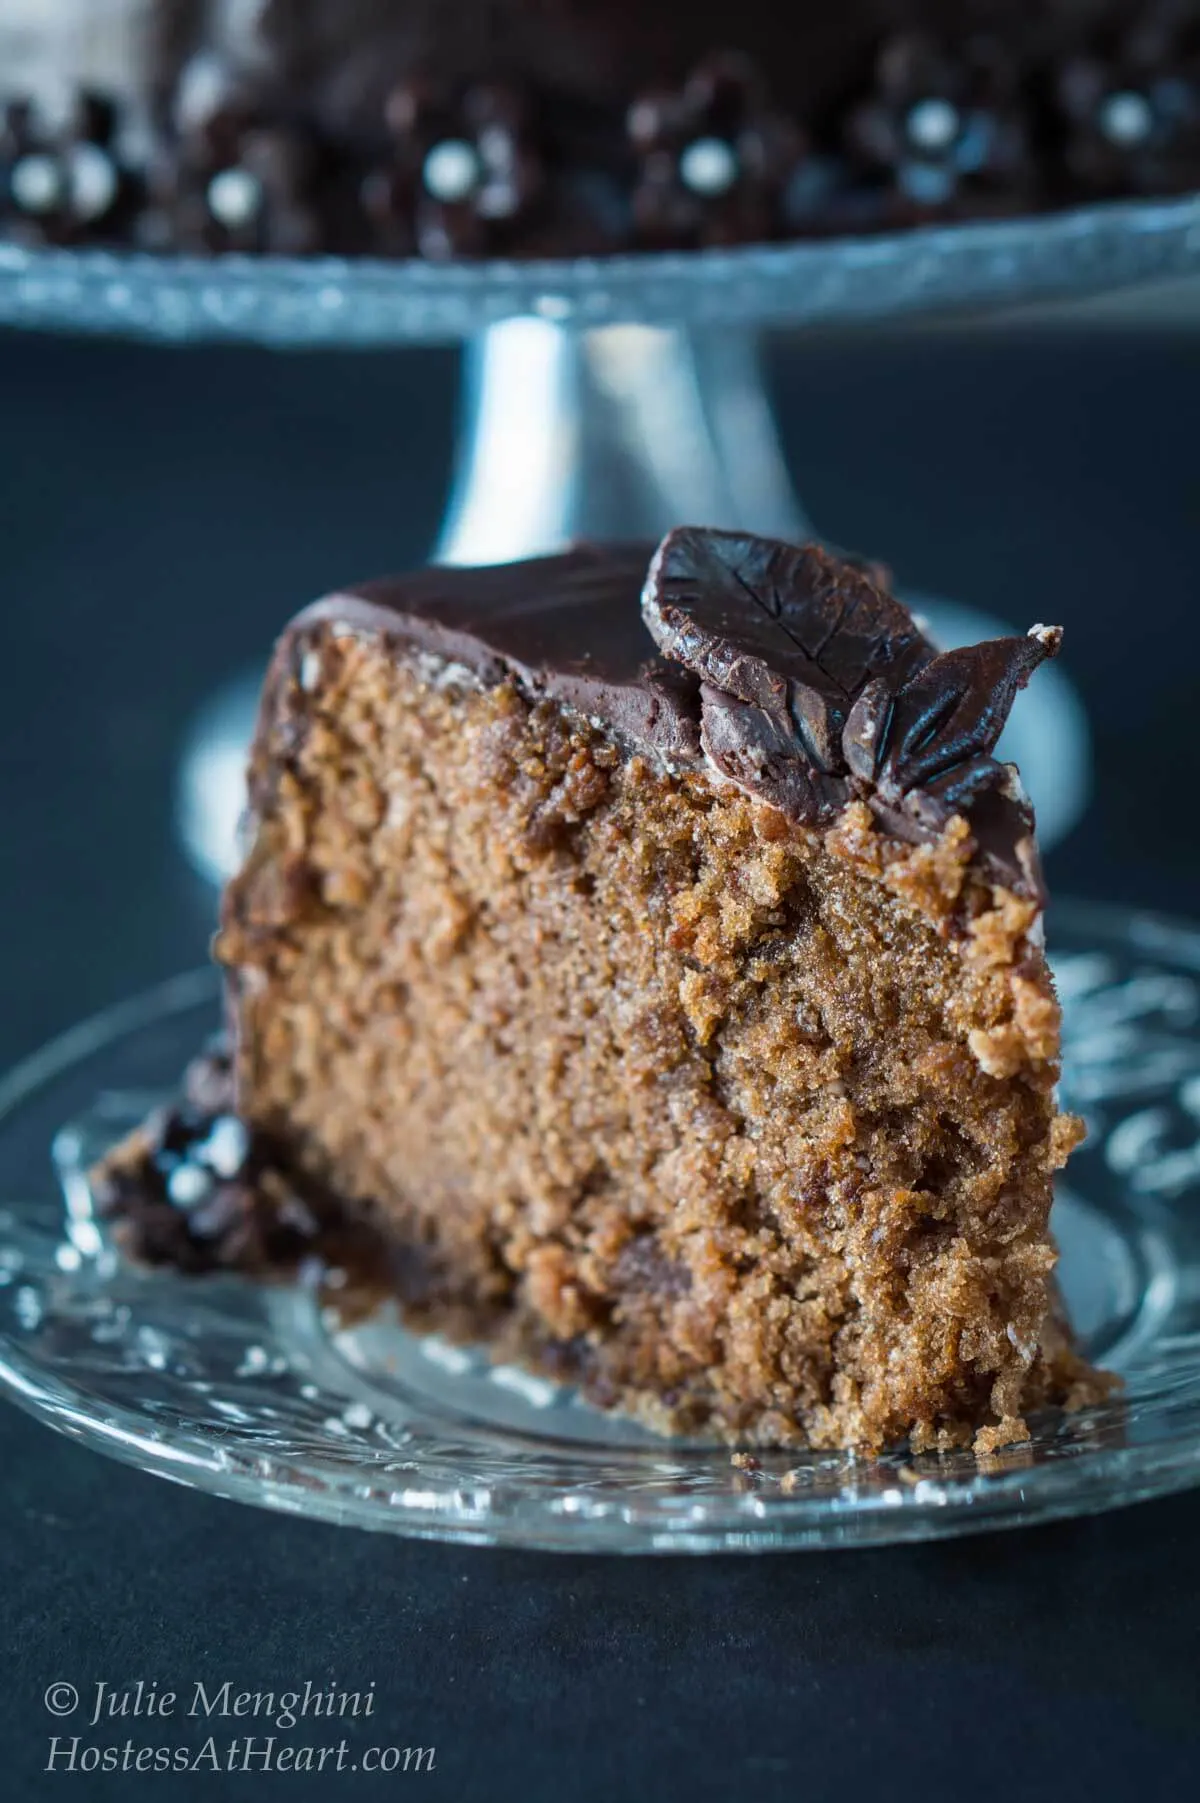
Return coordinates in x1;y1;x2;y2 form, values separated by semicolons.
101;529;1104;1452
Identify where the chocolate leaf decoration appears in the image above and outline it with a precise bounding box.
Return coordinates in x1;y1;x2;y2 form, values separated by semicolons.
638;528;1060;898
698;686;824;823
900;756;1009;834
842;676;893;782
643;527;934;773
877;628;1061;798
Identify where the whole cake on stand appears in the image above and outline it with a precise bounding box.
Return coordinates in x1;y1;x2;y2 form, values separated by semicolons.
4;2;1200;255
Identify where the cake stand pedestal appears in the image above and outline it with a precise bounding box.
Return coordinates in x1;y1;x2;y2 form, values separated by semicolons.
435;319;807;562
4;193;1200;878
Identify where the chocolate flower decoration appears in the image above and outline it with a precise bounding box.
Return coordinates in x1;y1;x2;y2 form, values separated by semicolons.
845;31;1033;213
143;101;326;254
1;92;131;245
627;54;805;249
362;81;543;259
1055;4;1200;196
643;528;1060;892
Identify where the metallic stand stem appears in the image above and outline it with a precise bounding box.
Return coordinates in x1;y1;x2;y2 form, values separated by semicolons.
435;320;810;564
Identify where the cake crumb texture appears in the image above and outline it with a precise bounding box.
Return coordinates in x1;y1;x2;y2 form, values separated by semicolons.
216;626;1102;1451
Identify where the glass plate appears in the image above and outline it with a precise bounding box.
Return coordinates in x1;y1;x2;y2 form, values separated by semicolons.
4;194;1200;346
1;901;1199;1553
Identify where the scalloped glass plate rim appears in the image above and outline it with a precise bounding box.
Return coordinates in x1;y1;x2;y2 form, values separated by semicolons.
2;192;1200;344
0;901;1197;1551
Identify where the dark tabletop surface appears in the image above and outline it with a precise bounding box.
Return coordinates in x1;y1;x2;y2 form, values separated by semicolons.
0;324;1198;1802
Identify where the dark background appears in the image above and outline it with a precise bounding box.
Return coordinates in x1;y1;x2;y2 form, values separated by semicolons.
0;325;1197;1799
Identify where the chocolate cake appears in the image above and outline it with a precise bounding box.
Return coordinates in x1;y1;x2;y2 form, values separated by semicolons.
2;2;1199;255
96;530;1107;1453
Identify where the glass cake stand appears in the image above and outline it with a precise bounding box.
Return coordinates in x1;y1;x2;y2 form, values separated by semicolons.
8;193;1195;879
0;901;1198;1553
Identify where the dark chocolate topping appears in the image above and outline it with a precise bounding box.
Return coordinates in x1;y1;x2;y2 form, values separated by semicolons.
642;528;930;818
4;5;1200;258
299;544;704;763
285;528;1059;898
642;528;1058;893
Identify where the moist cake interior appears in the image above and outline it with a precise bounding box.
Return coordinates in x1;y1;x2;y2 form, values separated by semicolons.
165;533;1109;1454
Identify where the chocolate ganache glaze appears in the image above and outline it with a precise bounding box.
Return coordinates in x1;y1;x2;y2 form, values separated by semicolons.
270;529;1059;898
